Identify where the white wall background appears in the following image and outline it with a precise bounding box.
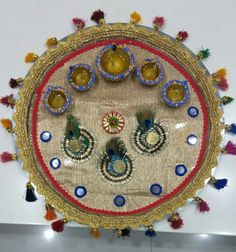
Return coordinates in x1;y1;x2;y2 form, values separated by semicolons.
0;0;236;241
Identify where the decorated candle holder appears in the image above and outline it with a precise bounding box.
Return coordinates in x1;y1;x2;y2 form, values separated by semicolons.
67;64;95;91
96;44;135;81
43;86;71;115
161;80;190;107
136;58;164;86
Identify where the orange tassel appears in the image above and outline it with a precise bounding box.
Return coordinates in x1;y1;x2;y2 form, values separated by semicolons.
44;204;57;221
45;37;58;48
130;12;141;24
25;52;38;63
90;228;101;239
1;119;14;133
214;68;227;79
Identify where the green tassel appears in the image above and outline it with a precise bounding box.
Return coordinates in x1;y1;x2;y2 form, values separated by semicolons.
197;49;210;60
221;96;234;105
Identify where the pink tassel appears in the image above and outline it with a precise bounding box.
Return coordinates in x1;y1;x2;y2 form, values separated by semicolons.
218;77;229;91
72;17;85;29
223;141;236;155
152;16;165;28
194;197;210;213
0;152;17;162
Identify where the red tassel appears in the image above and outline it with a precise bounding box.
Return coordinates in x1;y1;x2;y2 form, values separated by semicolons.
194;197;210;213
9;78;23;88
176;31;189;42
0;152;17;162
222;141;236;155
153;16;165;29
0;94;15;108
218;77;229;91
91;9;105;24
51;218;67;233
168;213;184;230
72;17;85;29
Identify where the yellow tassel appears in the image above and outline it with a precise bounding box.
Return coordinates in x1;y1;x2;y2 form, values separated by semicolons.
130;12;142;24
25;52;38;63
1;119;14;133
90;228;101;239
45;37;58;48
214;68;227;79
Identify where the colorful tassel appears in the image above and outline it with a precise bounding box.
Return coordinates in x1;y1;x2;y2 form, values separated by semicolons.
196;49;210;60
0;152;17;162
176;31;189;42
130;12;141;24
90;228;101;239
222;141;236;155
44;204;57;221
0;94;15;108
72;17;85;29
117;228;131;238
45;37;58;48
145;225;157;237
194;197;210;213
25;52;38;63
1;119;14;133
225;124;236;134
91;9;105;24
209;176;228;190
168;213;184;230
221;96;234;105
9;78;23;88
25;182;37;202
51;218;67;232
153;16;165;30
212;68;229;91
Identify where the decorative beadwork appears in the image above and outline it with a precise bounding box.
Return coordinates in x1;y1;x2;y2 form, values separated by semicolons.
61;115;96;162
162;80;190;107
74;186;87;198
150;184;162;196
50;158;61;169
96;44;135;81
43;86;71;115
67;63;96;92
186;134;198;145
102;111;125;134
187;106;199;118
175;164;187;176
98;137;134;184
114;195;126;207
136;58;164;86
40;131;52;142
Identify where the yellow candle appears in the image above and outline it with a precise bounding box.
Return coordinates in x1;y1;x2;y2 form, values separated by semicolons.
48;90;66;109
141;62;160;81
166;83;186;102
71;67;91;86
101;48;130;75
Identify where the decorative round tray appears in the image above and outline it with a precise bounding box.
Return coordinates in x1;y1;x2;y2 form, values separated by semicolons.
2;12;234;235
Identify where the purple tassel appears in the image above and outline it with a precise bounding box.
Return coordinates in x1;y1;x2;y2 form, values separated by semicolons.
223;141;236;155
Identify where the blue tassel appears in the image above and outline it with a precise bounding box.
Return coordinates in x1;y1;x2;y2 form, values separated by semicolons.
210;177;228;190
226;124;236;134
25;182;37;202
145;226;157;237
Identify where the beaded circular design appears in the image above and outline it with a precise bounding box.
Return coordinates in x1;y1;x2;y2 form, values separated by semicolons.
74;186;87;198
40;131;52;142
102;111;125;134
114;195;126;207
50;158;61;169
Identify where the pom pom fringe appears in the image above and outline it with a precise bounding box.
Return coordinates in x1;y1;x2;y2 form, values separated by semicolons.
45;37;58;48
168;213;184;230
0;94;15;108
72;17;85;29
90;228;101;239
51;218;67;232
221;96;234;105
25;182;37;202
153;16;165;30
9;78;23;88
197;49;210;60
222;141;236;155
44;204;57;221
194;197;210;213
91;9;105;24
225;124;236;134
213;68;229;91
210;176;228;190
1;119;14;133
25;52;38;63
130;12;142;24
176;31;189;42
0;152;17;162
145;225;157;237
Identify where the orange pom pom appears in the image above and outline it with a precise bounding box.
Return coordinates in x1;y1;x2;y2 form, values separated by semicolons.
44;204;57;221
1;119;13;133
90;228;101;239
25;52;38;63
130;12;141;24
45;37;58;48
214;68;227;79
